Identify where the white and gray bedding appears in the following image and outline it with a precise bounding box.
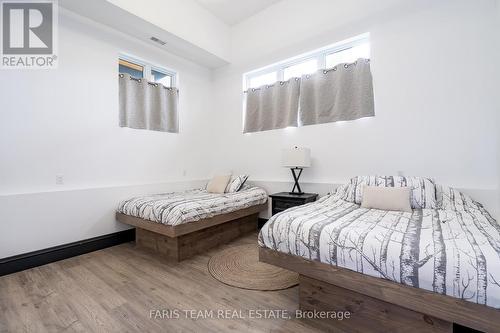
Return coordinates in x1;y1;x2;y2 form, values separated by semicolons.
259;176;500;308
118;186;267;226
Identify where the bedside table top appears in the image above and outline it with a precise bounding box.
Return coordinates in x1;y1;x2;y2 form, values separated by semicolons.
269;192;318;200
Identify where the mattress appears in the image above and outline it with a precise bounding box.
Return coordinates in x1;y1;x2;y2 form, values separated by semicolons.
259;183;500;309
118;186;267;226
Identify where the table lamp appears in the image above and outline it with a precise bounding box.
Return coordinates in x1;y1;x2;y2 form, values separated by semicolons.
282;146;311;195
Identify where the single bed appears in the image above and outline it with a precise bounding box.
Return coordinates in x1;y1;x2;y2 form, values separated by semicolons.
259;176;500;332
117;185;268;261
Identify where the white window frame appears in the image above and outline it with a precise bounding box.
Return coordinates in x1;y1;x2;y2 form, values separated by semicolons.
119;54;177;87
244;33;369;90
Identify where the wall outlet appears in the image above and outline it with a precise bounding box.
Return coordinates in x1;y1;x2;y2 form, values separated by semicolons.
56;174;64;185
182;169;187;177
397;170;404;176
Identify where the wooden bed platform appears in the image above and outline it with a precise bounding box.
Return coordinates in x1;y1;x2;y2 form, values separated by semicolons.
259;247;500;333
116;203;267;261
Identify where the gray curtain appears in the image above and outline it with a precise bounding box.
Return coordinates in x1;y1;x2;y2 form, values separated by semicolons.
119;73;179;133
243;78;300;133
299;58;374;126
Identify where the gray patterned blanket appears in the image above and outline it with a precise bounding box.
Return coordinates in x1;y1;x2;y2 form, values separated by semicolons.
259;178;500;309
118;186;267;226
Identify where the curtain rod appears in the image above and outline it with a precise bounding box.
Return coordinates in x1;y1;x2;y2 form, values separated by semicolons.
119;73;178;91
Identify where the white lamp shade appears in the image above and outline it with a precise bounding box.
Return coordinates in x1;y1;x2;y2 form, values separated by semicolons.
282;147;311;168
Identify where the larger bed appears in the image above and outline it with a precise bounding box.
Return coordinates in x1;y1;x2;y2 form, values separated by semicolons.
117;185;268;261
259;176;500;332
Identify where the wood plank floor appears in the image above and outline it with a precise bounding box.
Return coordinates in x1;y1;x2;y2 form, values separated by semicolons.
0;233;326;333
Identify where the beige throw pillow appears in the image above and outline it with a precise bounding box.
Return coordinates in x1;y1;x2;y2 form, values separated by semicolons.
361;186;412;213
207;175;232;194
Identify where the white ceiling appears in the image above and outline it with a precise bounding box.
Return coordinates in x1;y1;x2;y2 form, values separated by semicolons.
194;0;282;26
60;0;230;68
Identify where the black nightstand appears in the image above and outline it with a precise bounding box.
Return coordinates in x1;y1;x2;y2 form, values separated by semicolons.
269;192;318;215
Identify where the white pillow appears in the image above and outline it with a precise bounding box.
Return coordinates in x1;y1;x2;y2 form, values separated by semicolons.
206;175;232;194
361;186;412;213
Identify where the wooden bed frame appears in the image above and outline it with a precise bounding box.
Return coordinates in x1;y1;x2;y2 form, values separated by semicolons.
259;247;500;333
116;203;267;261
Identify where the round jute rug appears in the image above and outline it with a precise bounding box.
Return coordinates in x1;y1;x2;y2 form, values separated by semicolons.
208;244;299;291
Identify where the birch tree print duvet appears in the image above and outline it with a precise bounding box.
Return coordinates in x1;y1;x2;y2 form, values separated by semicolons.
118;186;267;226
258;176;500;308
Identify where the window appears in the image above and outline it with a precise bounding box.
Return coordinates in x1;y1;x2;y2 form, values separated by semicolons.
248;72;277;89
325;41;370;68
283;59;318;81
151;69;173;87
118;55;177;87
244;33;369;90
119;59;144;78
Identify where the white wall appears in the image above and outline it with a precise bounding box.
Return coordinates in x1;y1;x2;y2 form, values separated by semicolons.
213;0;499;216
0;10;216;257
1;10;215;195
1;0;499;258
0;180;207;258
230;0;424;64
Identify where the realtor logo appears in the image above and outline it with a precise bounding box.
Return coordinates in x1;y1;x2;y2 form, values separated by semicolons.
1;0;58;68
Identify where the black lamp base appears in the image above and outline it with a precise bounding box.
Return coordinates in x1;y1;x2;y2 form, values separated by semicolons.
289;168;304;195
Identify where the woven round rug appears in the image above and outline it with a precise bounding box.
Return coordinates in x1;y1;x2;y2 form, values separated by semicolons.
208;244;299;291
